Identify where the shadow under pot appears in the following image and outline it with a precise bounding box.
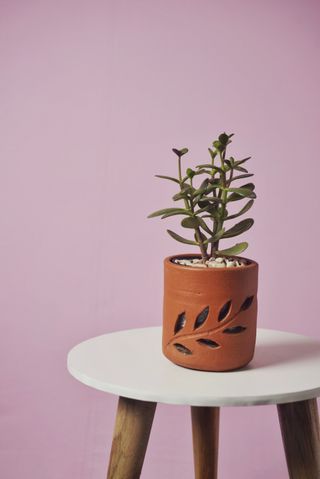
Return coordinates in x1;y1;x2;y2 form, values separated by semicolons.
162;254;259;372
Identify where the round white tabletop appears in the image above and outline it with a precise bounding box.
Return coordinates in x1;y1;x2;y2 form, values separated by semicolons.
67;327;320;407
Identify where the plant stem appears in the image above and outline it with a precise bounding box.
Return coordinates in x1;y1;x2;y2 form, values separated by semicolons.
195;228;209;262
189;181;208;263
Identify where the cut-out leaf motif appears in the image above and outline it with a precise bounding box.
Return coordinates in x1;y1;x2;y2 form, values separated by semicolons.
223;326;246;334
240;296;254;311
174;312;186;334
197;339;220;348
174;343;192;355
194;306;209;329
218;300;232;321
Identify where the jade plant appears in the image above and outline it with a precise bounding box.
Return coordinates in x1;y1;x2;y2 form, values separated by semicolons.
148;133;256;263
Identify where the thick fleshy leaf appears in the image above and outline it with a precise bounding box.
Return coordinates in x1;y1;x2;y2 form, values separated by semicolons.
197;217;212;235
167;229;198;245
204;228;225;244
226;200;254;220
208;147;217;161
181;217;201;229
174;312;186;334
228;190;256;202
230;173;254;182
222;218;254;238
216;242;248;256
172;186;195;201
194;306;209;329
196;164;223;173
197;338;220;348
199;196;223;203
174;343;192;354
219;133;229;145
226;187;254;195
240;182;255;191
234;165;248;173
235;157;251;166
161;210;192;219
155;174;180;184
172;148;189;157
148;207;190;218
186;168;195;179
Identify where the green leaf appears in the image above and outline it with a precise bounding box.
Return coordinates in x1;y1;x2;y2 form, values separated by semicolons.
196;200;210;209
204;228;225;244
181;217;200;229
193;179;210;203
230;173;254;182
226;200;254;220
172;185;195;201
213;140;223;151
186;168;195;179
234;165;248;173
172;148;189;157
224;159;233;169
240;182;255;191
193;168;209;176
218;133;229;145
199;196;224;203
227;186;256;201
167;229;198;245
197;216;212;235
216;242;248;256
208;148;217;161
154;175;180;184
148;207;190;218
196;164;223;173
235;157;251;166
222;218;254;238
161;210;193;219
228;191;256;201
226;187;253;195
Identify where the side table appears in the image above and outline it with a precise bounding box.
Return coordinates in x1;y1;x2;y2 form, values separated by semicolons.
67;327;320;478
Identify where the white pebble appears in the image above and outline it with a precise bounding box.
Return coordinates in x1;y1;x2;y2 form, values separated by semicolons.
226;260;236;267
215;257;224;263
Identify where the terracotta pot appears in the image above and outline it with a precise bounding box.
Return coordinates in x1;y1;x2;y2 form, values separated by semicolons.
162;254;259;371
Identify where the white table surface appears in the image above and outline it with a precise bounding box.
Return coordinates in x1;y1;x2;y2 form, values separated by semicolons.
67;327;320;407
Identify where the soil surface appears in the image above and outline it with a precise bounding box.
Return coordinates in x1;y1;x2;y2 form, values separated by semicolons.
173;256;248;268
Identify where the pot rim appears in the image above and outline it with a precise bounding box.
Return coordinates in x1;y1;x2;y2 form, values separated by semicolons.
164;253;258;271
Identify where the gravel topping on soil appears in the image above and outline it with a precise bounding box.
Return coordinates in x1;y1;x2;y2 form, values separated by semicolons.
173;256;248;268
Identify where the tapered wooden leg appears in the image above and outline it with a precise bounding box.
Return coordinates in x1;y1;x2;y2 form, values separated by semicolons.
277;399;320;479
107;396;157;479
191;406;220;479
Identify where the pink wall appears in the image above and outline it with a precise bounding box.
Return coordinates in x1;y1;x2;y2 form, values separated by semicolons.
1;0;320;477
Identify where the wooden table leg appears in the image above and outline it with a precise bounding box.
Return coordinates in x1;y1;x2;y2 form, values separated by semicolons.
107;396;157;479
191;406;220;479
277;398;320;479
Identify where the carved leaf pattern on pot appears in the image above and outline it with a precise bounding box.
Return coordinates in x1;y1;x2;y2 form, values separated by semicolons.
197;338;220;348
223;326;247;334
194;306;209;329
173;343;192;355
174;312;186;334
240;296;254;311
171;295;255;354
218;300;232;321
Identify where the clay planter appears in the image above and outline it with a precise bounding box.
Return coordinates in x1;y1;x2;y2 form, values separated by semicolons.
162;254;259;371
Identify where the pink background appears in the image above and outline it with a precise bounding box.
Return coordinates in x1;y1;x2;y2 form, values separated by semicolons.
1;0;320;477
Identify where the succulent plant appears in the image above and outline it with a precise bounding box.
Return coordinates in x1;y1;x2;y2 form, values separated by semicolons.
148;133;256;263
